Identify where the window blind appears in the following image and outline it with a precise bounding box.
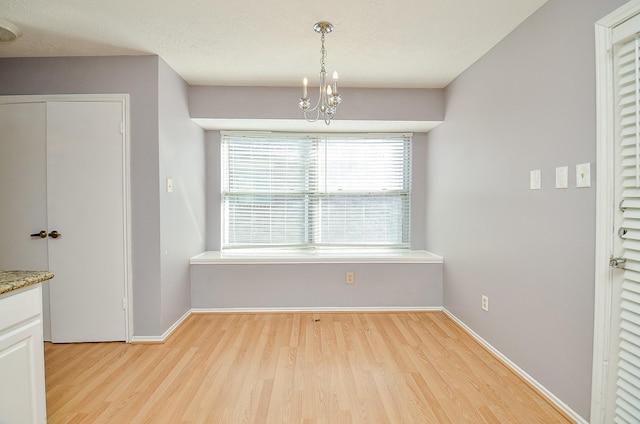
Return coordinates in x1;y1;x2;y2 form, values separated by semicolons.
221;132;411;249
614;32;640;423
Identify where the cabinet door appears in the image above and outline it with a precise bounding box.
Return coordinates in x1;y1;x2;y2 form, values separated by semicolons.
0;287;46;424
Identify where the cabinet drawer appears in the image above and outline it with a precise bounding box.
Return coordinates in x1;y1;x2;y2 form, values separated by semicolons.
0;286;42;332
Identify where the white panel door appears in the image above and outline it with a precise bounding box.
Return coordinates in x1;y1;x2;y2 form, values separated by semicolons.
46;101;127;342
0;102;53;340
0;102;49;270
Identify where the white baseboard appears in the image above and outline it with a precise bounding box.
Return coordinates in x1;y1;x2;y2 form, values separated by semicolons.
191;306;443;314
443;309;587;424
132;307;441;342
131;309;192;343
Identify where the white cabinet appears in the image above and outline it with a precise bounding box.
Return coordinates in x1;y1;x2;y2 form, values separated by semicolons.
0;285;47;424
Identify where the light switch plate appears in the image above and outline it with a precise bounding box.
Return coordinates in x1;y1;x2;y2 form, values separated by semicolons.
530;169;541;190
576;163;591;188
555;166;568;189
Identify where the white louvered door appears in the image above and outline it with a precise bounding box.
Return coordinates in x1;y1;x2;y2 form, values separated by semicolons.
611;21;640;424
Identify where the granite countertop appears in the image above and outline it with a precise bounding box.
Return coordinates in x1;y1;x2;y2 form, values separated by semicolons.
0;271;54;296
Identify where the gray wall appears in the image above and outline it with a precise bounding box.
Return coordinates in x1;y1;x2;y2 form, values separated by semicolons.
158;58;206;332
191;263;442;309
425;0;626;419
190;86;445;121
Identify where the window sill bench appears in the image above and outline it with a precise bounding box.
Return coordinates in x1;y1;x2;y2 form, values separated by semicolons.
190;250;443;265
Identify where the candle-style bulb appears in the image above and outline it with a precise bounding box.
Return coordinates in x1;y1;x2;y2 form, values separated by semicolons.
332;71;338;94
303;78;308;98
327;85;333;96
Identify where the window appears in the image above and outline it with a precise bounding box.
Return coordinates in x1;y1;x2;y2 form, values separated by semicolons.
221;132;411;250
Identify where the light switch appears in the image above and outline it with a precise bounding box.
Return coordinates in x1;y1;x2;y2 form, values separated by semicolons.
530;169;541;190
167;178;173;193
555;166;568;189
576;163;591;188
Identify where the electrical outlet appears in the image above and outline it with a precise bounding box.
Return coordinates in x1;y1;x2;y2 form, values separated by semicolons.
346;272;354;284
481;295;489;311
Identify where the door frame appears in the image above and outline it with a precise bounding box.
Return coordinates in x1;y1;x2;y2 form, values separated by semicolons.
0;94;133;343
592;2;640;422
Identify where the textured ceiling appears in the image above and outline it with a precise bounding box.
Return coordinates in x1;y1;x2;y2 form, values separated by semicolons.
0;0;548;88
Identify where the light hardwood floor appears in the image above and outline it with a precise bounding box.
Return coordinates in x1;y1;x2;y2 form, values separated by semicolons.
45;312;574;423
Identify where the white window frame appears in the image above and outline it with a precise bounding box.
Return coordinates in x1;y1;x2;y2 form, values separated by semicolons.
220;131;412;251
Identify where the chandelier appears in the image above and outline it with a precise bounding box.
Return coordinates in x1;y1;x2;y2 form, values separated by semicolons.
299;21;342;125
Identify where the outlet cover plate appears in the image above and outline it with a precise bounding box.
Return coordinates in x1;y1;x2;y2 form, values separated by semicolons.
530;170;541;190
556;166;568;189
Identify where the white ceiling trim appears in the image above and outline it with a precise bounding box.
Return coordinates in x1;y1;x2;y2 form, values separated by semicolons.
191;118;442;133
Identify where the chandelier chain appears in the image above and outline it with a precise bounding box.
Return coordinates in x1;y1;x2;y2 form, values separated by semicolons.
320;33;326;74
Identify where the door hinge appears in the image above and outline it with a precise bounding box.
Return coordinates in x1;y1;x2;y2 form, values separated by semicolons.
122;298;127;310
120;122;124;135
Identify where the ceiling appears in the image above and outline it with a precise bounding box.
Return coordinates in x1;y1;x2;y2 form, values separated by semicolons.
0;0;547;88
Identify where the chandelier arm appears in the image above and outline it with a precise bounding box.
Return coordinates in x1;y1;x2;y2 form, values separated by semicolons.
303;90;323;114
303;108;321;122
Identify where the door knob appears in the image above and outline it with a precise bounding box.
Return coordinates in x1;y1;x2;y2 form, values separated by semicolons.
49;230;62;239
610;257;626;268
30;230;48;238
